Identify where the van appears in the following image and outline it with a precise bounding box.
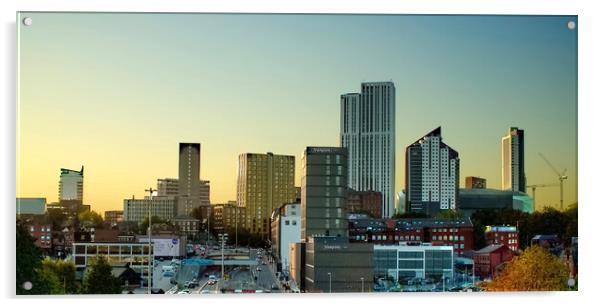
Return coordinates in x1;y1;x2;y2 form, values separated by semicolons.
162;265;175;273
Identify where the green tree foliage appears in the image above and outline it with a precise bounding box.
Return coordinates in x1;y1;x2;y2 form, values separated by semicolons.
391;212;428;219
486;245;569;291
139;215;168;233
16;224;52;295
41;258;79;294
191;206;206;222
81;256;122;294
46;209;67;230
226;229;269;248
78;210;104;229
471;204;578;250
434;209;464;220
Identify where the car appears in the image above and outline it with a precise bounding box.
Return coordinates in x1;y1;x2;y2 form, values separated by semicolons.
187;282;199;289
177;289;191;294
256;267;262;271
208;274;217;280
204;273;209;278
262;261;267;265
201;290;211;294
271;284;279;290
163;271;175;278
207;280;216;285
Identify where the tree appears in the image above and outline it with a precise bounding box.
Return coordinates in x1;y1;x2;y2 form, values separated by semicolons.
41;258;79;294
78;210;104;229
46;209;67;230
391;212;428;219
81;256;122;294
486;245;569;291
434;209;464;220
16;224;52;295
139;215;168;233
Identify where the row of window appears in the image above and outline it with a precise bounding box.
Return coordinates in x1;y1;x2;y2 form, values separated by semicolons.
30;226;51;232
432;235;464;241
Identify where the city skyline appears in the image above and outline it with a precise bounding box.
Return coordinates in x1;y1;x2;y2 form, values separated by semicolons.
17;13;578;213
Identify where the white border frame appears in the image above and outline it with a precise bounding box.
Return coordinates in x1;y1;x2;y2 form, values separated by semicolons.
2;1;599;307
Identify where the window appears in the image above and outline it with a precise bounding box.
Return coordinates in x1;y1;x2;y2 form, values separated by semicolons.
292;220;297;226
285;220;290;226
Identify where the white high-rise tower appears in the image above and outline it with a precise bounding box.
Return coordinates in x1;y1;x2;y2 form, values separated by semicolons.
340;82;395;218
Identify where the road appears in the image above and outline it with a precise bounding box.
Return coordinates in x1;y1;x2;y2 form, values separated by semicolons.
249;249;282;293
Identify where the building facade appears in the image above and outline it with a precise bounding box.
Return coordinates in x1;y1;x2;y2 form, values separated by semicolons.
473;244;514;279
373;243;454;284
405;127;459;216
301;147;348;240
72;242;153;283
104;210;124;226
123;197;176;224
59;167;84;202
236;152;296;236
211;201;243;234
19;216;52;250
157;178;210;206
502;127;526;193
347;190;382;218
485;225;520;252
178;143;202;216
16;197;46;215
340;82;395;218
305;236;373;293
348;217;473;256
465;176;487;189
172;215;201;237
270;202;301;274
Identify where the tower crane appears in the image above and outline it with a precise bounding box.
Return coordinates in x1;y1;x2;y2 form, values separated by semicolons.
538;153;568;210
526;183;559;211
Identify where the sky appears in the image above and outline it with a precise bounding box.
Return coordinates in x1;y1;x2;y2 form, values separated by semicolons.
17;13;578;214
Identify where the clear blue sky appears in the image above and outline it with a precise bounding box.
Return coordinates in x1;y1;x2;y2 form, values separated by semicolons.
17;13;577;212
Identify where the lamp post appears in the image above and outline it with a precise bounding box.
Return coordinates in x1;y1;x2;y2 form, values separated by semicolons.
361;277;364;293
327;272;332;293
144;187;155;295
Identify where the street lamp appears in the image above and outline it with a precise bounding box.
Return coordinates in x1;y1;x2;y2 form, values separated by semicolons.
327;272;332;293
360;277;364;293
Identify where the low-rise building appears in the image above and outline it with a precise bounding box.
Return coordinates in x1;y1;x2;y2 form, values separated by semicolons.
72;241;153;283
16;197;46;215
289;241;306;291
374;243;454;284
172;215;201;237
485;225;520;251
270;202;301;274
104;210;124;227
349;216;473;256
19;215;52;250
304;236;373;293
123;196;176;224
211;201;243;234
473;244;514;279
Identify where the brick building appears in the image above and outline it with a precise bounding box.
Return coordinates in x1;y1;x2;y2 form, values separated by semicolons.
347;190;383;218
348;216;473;256
19;216;52;251
473;244;514;279
485;225;520;251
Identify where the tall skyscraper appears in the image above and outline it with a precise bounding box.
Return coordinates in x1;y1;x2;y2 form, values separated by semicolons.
502;127;526;192
237;152;296;235
59;167;84;202
178;143;202;215
405;127;459;216
340;82;395;218
301;147;348;240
